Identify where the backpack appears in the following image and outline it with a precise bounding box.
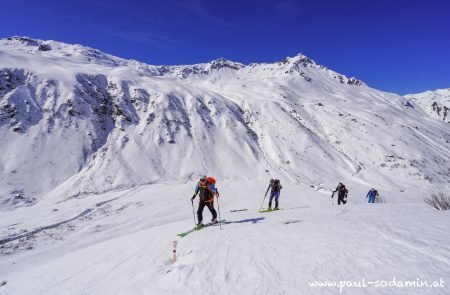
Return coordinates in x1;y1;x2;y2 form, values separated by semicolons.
273;179;281;191
198;177;216;202
206;177;216;186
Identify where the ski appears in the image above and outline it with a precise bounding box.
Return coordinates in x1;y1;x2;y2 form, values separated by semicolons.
177;220;226;238
258;208;282;213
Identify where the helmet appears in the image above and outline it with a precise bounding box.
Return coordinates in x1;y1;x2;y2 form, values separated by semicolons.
200;175;207;181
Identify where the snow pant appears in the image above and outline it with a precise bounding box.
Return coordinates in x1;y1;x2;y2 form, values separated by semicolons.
197;200;217;223
269;191;280;208
368;195;375;203
338;194;347;205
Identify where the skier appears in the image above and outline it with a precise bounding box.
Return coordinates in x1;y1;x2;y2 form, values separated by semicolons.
331;182;348;205
191;175;219;226
366;188;379;203
265;178;282;210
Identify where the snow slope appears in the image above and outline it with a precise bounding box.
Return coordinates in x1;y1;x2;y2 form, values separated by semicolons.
405;88;450;123
0;36;448;205
0;183;449;295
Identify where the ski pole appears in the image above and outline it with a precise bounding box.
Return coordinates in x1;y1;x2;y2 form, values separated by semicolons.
191;199;196;227
259;194;268;211
216;194;222;230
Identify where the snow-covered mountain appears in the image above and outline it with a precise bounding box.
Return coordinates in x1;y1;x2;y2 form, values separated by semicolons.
0;36;449;205
405;88;450;123
1;37;450;295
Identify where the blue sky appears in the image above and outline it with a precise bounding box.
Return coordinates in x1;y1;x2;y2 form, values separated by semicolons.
1;0;449;94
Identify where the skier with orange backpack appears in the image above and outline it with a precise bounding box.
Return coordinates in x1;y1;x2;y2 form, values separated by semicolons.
191;175;220;226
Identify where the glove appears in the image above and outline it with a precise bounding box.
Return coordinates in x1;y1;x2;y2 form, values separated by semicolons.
191;195;195;202
216;192;220;198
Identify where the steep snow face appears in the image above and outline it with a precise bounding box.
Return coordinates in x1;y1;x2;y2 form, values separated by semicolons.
0;36;449;203
405;88;450;123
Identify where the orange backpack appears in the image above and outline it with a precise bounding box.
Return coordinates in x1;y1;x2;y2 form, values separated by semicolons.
198;177;216;202
206;177;216;186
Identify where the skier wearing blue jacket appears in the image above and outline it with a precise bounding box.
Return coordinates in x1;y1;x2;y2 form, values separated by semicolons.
366;188;379;203
191;175;219;226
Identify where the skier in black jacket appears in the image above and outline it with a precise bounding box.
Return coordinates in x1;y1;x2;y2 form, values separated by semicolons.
265;179;282;210
331;182;348;205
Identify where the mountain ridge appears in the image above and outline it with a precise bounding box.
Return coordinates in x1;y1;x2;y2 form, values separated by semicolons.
0;36;363;83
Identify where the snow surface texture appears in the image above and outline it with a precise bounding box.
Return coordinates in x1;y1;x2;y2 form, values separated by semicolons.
0;36;448;203
0;37;449;294
0;183;449;295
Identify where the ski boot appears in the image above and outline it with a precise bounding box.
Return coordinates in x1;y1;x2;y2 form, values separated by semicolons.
210;218;218;224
